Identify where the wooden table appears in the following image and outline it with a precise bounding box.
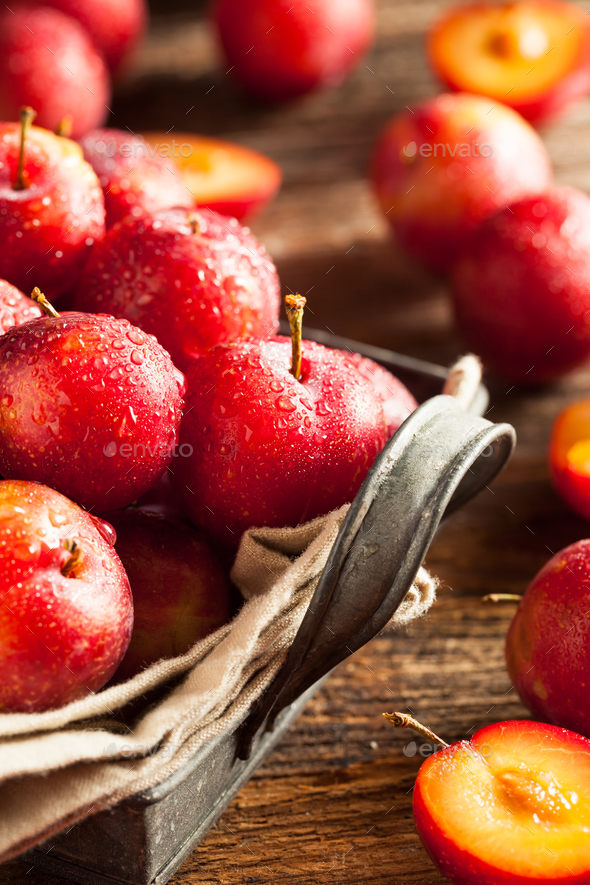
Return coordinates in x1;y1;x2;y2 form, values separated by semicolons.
4;0;590;882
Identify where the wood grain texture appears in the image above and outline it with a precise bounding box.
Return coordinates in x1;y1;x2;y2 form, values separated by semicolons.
3;0;590;882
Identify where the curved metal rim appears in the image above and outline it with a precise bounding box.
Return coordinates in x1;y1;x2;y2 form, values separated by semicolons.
268;419;515;717
237;396;515;757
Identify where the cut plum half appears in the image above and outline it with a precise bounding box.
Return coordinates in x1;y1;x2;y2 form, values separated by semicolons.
414;720;590;884
428;1;590;124
142;131;282;221
550;399;590;520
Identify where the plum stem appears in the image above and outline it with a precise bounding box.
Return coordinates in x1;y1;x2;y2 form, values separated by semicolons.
285;294;306;381
14;106;36;191
383;711;449;748
61;539;83;578
31;287;60;318
482;593;522;604
187;212;200;235
56;115;73;138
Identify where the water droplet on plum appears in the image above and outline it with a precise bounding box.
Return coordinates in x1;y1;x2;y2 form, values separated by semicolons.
173;367;186;395
48;509;68;528
91;516;117;546
316;401;332;416
32;403;46;425
127;328;145;346
276;396;297;412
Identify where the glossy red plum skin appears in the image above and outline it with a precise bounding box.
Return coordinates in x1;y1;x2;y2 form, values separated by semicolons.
213;0;375;102
0;123;105;301
452;187;590;383
0;6;110;138
0;312;186;511
105;510;232;683
506;539;590;738
74;208;280;372
0;279;42;333
79;129;193;228
349;352;417;436
371;93;552;273
43;0;148;75
0;480;133;712
173;336;389;546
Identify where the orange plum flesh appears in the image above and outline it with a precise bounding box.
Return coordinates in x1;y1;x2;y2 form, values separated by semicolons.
142;132;282;222
414;720;590;884
428;1;590;124
550;399;590;520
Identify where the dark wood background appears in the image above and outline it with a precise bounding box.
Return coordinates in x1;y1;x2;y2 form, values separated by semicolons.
4;0;590;882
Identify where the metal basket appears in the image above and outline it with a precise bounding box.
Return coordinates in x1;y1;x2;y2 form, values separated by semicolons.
26;331;515;885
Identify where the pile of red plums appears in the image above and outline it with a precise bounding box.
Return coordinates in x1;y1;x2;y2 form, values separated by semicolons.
0;0;378;232
372;0;590;386
0;0;147;138
0;111;418;714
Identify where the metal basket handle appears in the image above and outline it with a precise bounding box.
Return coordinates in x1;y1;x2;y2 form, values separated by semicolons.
238;395;515;759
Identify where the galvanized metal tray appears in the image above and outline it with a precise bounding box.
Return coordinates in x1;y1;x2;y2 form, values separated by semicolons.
26;331;515;885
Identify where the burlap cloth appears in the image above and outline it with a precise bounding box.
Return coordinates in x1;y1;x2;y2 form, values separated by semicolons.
0;355;481;863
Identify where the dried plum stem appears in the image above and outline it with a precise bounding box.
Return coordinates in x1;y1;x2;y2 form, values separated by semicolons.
56;115;73;138
31;287;60;318
285;293;306;381
482;593;522;604
383;711;449;748
187;212;200;235
61;539;83;578
14;106;36;191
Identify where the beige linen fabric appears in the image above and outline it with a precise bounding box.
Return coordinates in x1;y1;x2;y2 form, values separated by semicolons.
0;355;480;862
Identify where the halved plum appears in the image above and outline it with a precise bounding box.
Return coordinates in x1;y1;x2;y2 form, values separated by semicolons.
428;1;590;125
142;131;282;221
414;719;590;883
